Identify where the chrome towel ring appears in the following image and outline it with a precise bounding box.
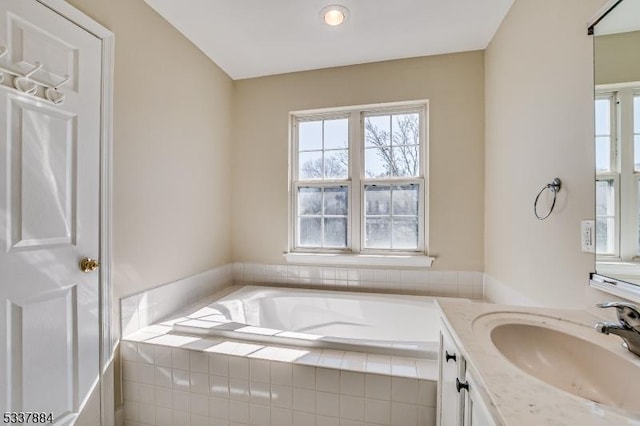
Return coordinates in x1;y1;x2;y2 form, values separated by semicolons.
534;178;561;220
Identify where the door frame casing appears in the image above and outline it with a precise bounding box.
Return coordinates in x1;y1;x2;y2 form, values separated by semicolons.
34;1;114;424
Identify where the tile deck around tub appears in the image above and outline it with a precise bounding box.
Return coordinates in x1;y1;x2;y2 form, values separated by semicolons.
124;323;438;380
121;325;438;426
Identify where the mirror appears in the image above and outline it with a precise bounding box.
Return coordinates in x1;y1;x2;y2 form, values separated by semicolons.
591;0;640;293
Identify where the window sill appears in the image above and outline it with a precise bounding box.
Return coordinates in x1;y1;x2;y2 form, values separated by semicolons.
283;252;435;268
590;273;640;303
596;260;640;276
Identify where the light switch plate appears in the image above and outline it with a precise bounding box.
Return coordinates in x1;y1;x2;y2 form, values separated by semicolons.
581;220;595;253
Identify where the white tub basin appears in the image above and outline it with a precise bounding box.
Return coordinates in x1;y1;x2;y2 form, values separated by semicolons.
170;286;456;358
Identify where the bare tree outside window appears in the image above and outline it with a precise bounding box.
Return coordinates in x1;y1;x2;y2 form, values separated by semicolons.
300;150;348;180
298;118;349;180
299;114;420;179
364;113;420;178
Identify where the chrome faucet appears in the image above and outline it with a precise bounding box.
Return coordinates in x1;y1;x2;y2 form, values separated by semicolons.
595;301;640;356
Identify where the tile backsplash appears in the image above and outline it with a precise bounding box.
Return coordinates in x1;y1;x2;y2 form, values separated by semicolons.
233;262;483;300
120;262;484;339
121;265;233;337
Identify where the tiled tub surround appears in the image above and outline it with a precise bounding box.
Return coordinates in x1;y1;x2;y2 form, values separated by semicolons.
233;262;484;299
121;265;234;337
121;263;483;339
120;336;437;426
118;263;478;425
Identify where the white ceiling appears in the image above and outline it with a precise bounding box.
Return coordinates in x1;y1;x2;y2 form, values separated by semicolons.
593;0;640;35
145;0;515;80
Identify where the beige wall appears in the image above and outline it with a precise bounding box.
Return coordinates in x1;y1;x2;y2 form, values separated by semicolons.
595;30;640;84
485;0;608;308
65;0;621;329
232;53;485;271
66;0;234;303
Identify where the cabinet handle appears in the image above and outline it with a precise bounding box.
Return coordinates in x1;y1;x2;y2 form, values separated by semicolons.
445;351;457;363
456;378;469;393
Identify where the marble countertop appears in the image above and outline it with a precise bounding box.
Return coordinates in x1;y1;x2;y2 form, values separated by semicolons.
436;300;640;426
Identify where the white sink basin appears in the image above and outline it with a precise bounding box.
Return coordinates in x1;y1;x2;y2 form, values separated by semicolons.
472;312;640;414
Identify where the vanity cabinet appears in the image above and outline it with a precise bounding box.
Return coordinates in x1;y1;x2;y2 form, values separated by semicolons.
462;370;495;426
438;322;465;426
438;321;495;426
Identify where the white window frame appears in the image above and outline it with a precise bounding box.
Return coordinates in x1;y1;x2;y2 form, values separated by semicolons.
595;174;620;257
287;100;433;266
595;92;617;173
596;83;640;261
291;111;352;253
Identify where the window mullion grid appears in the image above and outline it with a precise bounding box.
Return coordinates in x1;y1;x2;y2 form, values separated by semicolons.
361;108;425;253
387;181;422;251
295;181;349;251
596;175;617;257
320;120;325;247
596;91;624;259
295;115;350;251
361;178;422;253
291;118;299;251
293;103;427;255
636;175;640;257
620;89;636;260
390;183;396;249
635;93;640;256
320;187;325;248
388;114;394;176
595;92;617;173
320;119;325;180
612;92;619;173
351;111;362;253
615;173;622;259
419;107;427;252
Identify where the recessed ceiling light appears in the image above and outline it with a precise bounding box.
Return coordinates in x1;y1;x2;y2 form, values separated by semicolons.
321;5;349;27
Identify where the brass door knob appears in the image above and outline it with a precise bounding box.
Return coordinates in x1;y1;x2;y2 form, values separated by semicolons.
80;258;100;273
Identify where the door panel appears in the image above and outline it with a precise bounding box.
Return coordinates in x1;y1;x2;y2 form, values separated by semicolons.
9;98;78;250
7;13;80;93
0;0;102;423
8;286;78;415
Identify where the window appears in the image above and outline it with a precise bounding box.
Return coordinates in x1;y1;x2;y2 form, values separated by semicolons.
290;102;427;257
595;93;619;256
595;94;615;173
595;87;640;260
595;176;617;255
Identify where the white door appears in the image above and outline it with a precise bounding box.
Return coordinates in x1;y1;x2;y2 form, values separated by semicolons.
0;0;102;423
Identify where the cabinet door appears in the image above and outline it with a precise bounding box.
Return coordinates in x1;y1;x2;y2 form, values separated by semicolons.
438;324;465;426
463;370;496;426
